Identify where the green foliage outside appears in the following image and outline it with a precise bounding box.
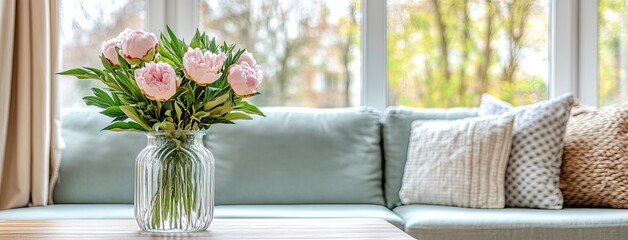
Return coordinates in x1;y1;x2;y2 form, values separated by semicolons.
388;0;549;108
599;0;628;106
199;0;361;107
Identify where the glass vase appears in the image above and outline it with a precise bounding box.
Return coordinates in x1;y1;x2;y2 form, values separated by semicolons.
135;131;214;232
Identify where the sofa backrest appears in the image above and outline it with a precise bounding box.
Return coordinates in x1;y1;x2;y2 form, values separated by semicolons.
55;107;385;205
381;106;478;208
54;108;144;204
206;107;384;205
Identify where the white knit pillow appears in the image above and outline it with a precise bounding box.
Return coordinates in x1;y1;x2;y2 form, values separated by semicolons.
399;114;514;208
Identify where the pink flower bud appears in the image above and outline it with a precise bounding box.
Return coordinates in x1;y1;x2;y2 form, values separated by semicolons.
237;51;257;67
117;28;134;39
183;48;227;85
135;62;179;102
227;62;263;97
121;30;158;64
101;39;122;65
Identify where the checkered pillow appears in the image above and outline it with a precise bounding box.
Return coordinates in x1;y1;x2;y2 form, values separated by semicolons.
479;93;574;209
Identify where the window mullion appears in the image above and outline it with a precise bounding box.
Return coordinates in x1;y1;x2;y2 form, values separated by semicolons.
550;0;579;99
147;0;167;33
578;0;599;106
362;0;387;111
150;0;198;39
170;0;199;40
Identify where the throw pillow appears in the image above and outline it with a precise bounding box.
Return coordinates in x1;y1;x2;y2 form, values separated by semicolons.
561;102;628;208
399;114;515;209
479;93;574;209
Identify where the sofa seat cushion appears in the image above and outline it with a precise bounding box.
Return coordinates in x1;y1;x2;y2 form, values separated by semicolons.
216;204;404;229
0;204;403;229
394;204;628;240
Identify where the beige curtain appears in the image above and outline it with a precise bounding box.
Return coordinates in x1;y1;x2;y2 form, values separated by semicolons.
0;0;61;209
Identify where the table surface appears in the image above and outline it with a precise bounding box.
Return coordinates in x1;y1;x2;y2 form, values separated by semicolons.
0;218;414;239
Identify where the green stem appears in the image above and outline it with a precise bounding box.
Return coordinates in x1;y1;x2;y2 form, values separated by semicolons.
148;135;199;229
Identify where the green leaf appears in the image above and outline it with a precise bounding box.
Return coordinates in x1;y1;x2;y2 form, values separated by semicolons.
100;106;125;118
174;87;188;99
112;115;128;122
100;73;122;92
157;57;178;67
190;29;202;49
235;101;265;117
174;103;183;122
193;111;209;118
114;48;131;69
111;69;144;101
224;112;253;121
102;122;147;132
111;93;122;105
209;100;234;117
209;37;217;52
233;48;246;64
100;55;115;73
157;44;182;67
152;122;161;131
166;26;183;58
91;88;115;105
84;67;104;77
203;89;231;111
159;121;176;130
203;86;221;101
119;106;151;131
57;68;100;80
83;96;110;109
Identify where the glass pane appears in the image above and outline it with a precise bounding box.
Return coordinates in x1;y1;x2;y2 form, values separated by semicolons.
388;0;549;107
59;0;147;108
599;0;628;106
199;0;361;107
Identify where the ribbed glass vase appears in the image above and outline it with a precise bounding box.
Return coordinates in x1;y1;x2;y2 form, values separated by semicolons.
135;131;214;232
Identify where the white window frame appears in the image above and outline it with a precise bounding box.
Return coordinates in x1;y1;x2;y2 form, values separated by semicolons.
147;0;199;41
145;0;600;111
551;0;578;100
362;0;387;111
577;0;599;106
552;0;599;106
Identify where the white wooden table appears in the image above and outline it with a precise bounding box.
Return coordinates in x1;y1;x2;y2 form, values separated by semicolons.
0;218;415;239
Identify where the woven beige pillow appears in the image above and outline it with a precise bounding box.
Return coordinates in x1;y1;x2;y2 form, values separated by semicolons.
561;102;628;208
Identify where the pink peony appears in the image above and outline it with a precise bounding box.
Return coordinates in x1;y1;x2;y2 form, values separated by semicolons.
121;30;158;64
227;62;263;97
134;62;179;102
100;28;135;65
237;51;257;67
101;39;122;65
183;48;227;85
117;28;134;39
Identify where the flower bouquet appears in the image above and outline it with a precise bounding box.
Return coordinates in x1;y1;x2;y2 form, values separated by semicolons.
59;27;264;232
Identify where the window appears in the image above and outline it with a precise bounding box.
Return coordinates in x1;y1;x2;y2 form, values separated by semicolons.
599;0;628;106
56;0;625;110
387;0;550;108
199;0;362;107
59;0;147;108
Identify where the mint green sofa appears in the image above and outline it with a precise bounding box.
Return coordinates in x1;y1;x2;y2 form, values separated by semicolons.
1;107;627;240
